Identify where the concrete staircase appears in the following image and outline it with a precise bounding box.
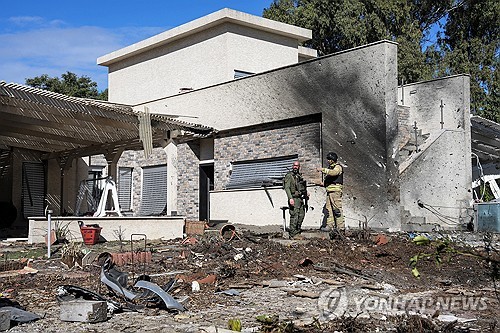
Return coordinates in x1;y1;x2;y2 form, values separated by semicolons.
398;129;430;164
399;129;432;232
400;208;435;232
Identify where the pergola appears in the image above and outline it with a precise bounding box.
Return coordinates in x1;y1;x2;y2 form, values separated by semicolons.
0;81;212;177
471;115;500;163
0;81;213;216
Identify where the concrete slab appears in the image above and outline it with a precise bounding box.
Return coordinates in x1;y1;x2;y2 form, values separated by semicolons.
60;300;107;323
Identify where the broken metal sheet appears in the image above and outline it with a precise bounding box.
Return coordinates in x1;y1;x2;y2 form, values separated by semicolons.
0;306;40;323
106;264;129;288
100;260;138;301
162;278;176;293
216;289;240;296
134;280;185;311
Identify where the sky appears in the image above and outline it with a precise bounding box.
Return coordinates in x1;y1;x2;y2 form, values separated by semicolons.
0;0;274;91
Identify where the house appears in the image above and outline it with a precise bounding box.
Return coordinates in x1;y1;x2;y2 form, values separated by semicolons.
96;8;473;231
1;8;492;242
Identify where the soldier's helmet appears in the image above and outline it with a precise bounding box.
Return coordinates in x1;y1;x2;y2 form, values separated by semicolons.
326;152;338;162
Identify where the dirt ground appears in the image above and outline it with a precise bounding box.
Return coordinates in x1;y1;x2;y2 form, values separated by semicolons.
0;225;499;332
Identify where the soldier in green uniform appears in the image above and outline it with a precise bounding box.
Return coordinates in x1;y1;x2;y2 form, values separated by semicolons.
316;152;344;236
283;161;308;238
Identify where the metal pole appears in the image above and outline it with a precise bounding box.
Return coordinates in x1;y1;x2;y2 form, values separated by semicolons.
413;121;419;152
401;80;405;105
440;100;445;129
60;168;64;215
47;209;53;258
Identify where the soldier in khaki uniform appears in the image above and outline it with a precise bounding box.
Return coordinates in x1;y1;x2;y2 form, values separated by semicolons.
283;161;308;238
316;152;344;235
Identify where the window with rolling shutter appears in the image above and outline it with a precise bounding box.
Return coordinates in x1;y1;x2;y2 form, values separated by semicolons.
22;162;46;218
139;165;167;216
226;155;298;189
118;167;132;212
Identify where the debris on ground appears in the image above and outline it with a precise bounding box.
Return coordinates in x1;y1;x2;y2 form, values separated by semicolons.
0;227;498;332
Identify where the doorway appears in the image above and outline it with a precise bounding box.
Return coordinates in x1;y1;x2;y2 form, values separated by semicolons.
199;163;214;221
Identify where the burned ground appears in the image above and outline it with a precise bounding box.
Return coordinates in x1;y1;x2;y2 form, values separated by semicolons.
0;227;499;332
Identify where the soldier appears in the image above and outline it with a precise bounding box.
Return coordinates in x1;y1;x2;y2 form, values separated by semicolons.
283;161;308;238
316;152;344;236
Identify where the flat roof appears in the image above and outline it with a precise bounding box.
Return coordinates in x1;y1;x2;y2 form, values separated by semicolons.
97;8;313;66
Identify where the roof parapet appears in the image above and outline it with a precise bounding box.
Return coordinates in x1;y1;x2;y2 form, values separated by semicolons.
97;8;313;66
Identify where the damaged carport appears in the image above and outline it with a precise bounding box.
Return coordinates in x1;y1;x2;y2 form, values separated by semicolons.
0;81;212;235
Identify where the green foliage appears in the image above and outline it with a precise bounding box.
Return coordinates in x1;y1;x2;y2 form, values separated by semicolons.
25;71;107;100
256;314;296;332
479;180;495;202
409;234;500;279
436;0;499;117
227;318;242;331
54;220;72;241
264;0;499;121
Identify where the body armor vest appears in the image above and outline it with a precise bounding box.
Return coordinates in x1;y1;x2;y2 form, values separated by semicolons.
324;164;343;188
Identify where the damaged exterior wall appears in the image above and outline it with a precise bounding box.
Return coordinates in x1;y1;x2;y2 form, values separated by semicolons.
398;75;472;229
138;41;400;229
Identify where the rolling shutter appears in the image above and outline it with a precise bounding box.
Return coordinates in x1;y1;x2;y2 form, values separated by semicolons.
139;165;167;216
226;155;298;189
118;167;132;211
22;162;45;218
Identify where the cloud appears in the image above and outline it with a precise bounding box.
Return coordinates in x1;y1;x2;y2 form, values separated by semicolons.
0;19;165;91
8;16;44;25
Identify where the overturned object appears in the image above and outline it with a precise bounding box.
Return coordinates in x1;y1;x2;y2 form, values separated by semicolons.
134;280;185;311
100;258;185;311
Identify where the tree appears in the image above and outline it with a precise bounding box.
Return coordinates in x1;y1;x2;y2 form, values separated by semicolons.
436;0;500;118
264;0;454;83
25;72;108;101
263;0;498;120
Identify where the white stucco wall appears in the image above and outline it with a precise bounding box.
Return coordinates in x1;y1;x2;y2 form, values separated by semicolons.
398;75;472;229
105;24;309;105
400;130;472;228
210;185;325;228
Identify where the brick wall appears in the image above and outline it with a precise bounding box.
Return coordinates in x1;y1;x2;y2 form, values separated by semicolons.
214;121;321;191
90;149;169;214
177;141;201;218
87;121;321;220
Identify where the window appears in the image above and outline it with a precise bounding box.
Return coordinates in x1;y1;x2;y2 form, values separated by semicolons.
118;167;133;211
139;165;167;216
226;155;298;190
234;70;254;79
22;162;45;218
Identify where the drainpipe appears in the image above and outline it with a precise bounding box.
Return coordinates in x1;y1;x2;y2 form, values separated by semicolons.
47;209;53;258
59;168;64;215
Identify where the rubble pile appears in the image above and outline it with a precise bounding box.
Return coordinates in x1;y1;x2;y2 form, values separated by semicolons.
0;227;498;332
